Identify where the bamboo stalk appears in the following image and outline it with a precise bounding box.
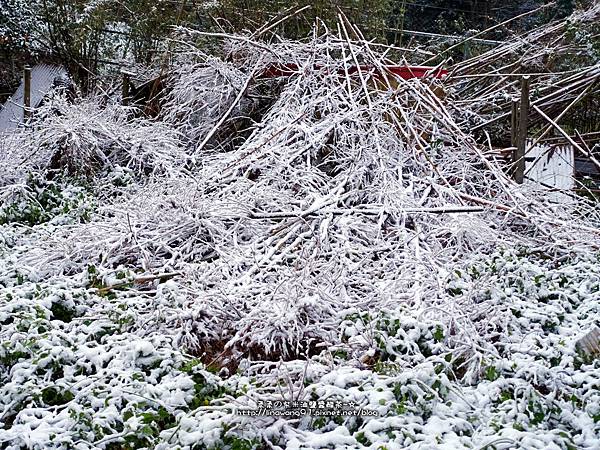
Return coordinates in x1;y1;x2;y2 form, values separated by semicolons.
423;2;554;66
97;272;181;294
532;105;600;173
194;66;258;155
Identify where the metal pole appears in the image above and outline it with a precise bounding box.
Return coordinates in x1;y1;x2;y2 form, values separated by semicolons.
23;65;31;122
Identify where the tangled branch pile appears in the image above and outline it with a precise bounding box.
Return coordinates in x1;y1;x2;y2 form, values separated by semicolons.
1;8;600;450
447;3;600;138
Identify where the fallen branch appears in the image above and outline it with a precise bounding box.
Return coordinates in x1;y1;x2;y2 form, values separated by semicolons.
532;105;600;173
97;272;181;294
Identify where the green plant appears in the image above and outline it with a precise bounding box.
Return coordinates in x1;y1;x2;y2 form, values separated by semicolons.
0;175;94;226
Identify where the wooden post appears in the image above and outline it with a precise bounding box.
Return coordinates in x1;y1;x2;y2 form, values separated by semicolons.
514;75;530;184
121;72;130;106
23;65;31;122
510;99;518;147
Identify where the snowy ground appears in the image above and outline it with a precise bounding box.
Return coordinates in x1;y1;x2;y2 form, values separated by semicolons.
1;221;599;449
